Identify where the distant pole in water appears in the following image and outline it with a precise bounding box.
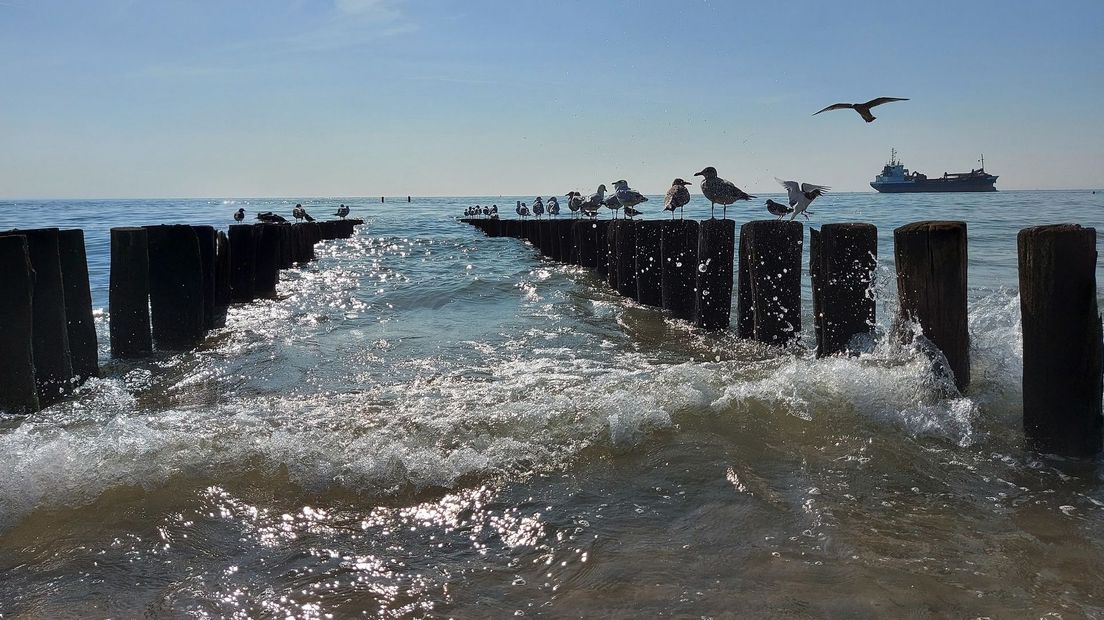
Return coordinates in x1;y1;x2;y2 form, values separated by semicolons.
1018;224;1103;456
408;196;411;203
381;196;385;203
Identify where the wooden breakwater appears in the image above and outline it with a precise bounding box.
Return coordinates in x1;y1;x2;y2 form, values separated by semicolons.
461;216;1103;457
0;219;363;415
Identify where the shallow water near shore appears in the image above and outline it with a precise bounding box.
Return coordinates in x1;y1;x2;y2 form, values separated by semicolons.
1;191;1104;618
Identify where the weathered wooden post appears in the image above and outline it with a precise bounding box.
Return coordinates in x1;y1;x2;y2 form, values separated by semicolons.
555;220;573;263
0;228;74;403
735;220;803;343
660;220;700;321
616;220;639;298
229;224;256;302
1018;224;1102;456
109;227;152;357
191;225;218;331
319;221;338;240
695;219;737;330
573;221;598;269
538;220;554;258
894;221;969;391
634;220;663;307
810;223;877;357
303;222;320;261
58;229;99;381
277;224;293;269
0;235;40;413
254;223;281;298
146;225;205;350
595;220;610;278
214;230;231;327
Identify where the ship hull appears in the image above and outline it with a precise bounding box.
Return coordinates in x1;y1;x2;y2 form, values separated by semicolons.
871;177;998;193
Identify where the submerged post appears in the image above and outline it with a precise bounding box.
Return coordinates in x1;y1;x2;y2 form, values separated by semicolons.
894;221;969;391
146;225;205;350
0;235;40;413
695;218;736;330
660;220;700;321
58;229;99;382
1018;224;1102;456
635;220;663;307
229;224;256;302
109;227;152;358
736;220;803;343
615;220;638;298
810;223;877;357
0;228;74;404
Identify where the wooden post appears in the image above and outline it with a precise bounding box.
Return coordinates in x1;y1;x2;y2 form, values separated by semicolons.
303;222;320;261
810;223;877;357
735;220;803;343
191;225;218;331
109;227;152;358
254;223;281;298
214;230;231;327
894;221;969;391
695;219;736;330
277;224;293;269
538;220;554;258
229;224;256;302
556;220;573;263
573;221;598;269
1018;224;1102;456
635;220;663;307
0;228;74;403
0;235;40;413
616;220;638;298
146;225;205;350
58;229;99;382
660;220;700;321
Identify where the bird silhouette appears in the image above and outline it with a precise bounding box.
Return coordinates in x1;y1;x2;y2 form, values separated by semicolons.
256;212;288;223
233;208;245;222
547;196;560;217
664;178;692;219
813;97;909;123
566;192;583;217
694;167;755;219
334;204;351;219
580;184;607;218
765;199;794;219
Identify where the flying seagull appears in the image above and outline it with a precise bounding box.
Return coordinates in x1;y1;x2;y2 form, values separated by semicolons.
663;178;692;219
812;97;909;123
694;166;755;219
777;178;829;220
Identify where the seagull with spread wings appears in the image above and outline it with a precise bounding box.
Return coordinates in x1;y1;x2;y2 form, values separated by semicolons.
813;97;908;123
776;178;829;221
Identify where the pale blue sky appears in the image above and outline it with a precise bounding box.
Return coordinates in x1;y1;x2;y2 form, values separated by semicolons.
2;0;1101;197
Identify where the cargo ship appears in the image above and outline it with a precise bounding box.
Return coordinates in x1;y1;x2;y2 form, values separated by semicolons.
870;149;998;193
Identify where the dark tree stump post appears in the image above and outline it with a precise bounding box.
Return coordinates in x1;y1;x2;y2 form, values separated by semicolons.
191;225;217;331
0;235;40;413
694;219;736;330
109;227;152;358
0;228;74;403
254;223;282;298
146;225;205;350
214;230;231;327
1018;224;1102;456
894;221;969;391
661;220;700;321
735;220;803;344
810;223;877;357
229;224;257;302
635;220;663;307
615;220;638;298
58;229;99;381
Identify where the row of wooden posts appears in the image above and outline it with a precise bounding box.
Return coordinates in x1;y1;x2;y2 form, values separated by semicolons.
460;217;1102;457
0;219;362;415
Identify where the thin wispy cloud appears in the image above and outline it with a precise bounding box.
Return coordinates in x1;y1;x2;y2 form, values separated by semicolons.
334;0;404;20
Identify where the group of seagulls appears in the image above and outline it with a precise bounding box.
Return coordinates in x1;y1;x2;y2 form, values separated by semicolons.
232;203;355;223
466;204;500;218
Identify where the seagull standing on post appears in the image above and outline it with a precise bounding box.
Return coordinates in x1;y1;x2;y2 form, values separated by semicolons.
812;97;909;123
777;178;829;221
694;166;755;219
532;197;545;219
612;180;648;216
663;178;692;219
581;184;607;218
547;196;560;217
233;208;245;222
765;199;794;219
566;192;583;218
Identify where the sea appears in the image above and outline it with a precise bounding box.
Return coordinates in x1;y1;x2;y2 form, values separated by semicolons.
1;190;1104;618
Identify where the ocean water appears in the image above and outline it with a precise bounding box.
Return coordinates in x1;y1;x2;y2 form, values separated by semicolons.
1;190;1103;618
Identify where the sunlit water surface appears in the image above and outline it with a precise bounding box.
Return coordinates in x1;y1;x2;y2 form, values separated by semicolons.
1;191;1104;618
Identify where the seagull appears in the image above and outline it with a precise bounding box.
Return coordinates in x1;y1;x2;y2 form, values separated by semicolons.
612;180;648;214
292;204;315;222
813;97;909;123
547;196;560;217
694;166;755;219
566;192;583;217
603;193;622;218
482;206;490;217
233;208;245;222
532;197;545;218
580;184;607;218
490;205;498;216
256;212;288;223
334;204;351;219
777;178;829;220
765;199;794;219
519;204;531;218
622;205;643;219
663;178;692;219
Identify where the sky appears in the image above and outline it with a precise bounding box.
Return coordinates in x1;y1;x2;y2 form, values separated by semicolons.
1;0;1102;198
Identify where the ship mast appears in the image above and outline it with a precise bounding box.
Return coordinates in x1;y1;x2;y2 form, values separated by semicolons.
979;154;984;170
